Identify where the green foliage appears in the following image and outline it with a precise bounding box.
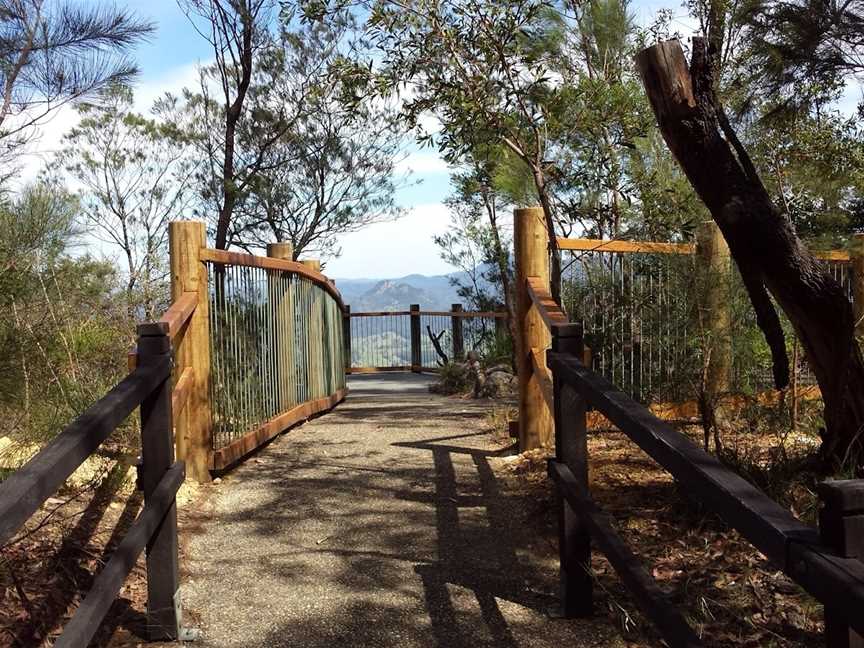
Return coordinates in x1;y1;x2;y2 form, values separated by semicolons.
737;0;864;114
58;83;192;319
0;0;154;172
0;182;133;458
432;361;474;395
435;168;513;312
747;110;864;247
236;17;408;258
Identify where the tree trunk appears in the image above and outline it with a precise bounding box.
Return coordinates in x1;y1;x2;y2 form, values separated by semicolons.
635;38;864;471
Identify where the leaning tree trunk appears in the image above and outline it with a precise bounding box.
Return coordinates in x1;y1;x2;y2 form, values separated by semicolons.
635;38;864;470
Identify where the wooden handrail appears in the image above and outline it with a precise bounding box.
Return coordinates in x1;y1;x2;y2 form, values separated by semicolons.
53;461;185;648
549;461;703;646
547;348;864;639
558;236;695;255
138;291;198;339
529;348;554;413
199;247;346;310
412;310;508;318
172;367;194;416
557;235;851;262
0;358;171;547
525;276;579;335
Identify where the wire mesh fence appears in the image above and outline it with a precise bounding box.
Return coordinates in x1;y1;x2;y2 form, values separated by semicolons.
561;246;854;405
205;262;346;450
348;309;508;370
348;312;412;368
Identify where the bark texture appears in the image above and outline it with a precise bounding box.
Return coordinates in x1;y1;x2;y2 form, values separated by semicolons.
636;38;864;469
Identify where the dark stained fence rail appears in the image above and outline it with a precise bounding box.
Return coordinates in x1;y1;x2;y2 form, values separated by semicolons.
546;323;864;646
0;325;186;645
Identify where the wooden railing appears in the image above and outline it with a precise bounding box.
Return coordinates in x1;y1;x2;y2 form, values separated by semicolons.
556;227;861;405
545;315;864;646
514;210;864;645
344;304;508;373
0;221;354;642
0;321;188;644
130;224;348;476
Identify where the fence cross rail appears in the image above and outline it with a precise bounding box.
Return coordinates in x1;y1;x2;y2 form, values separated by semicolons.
515;212;864;647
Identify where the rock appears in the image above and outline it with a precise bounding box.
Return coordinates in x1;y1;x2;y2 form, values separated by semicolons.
480;370;516;398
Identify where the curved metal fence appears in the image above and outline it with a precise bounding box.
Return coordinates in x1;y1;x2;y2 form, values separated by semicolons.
203;257;346;455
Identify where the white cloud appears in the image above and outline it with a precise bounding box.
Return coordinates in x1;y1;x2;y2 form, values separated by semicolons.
326;202;457;279
14;60;206;186
135;60;205;114
396;150;449;175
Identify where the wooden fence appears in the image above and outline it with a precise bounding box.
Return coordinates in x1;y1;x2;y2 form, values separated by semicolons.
344;304;507;373
130;222;349;476
0;314;186;644
514;207;864;645
558;228;861;405
0;221;350;641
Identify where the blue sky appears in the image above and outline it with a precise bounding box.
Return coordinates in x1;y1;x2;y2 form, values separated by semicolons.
28;0;861;280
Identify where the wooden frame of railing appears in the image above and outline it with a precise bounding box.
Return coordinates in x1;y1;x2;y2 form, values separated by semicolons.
515;213;864;644
0;324;188;644
344;305;508;374
196;235;349;472
546;323;864;646
559;231;864;342
129;223;350;478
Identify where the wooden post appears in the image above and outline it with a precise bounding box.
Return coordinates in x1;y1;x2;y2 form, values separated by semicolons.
549;325;592;617
343;305;352;373
818;480;864;648
451;303;464;361
137;328;181;640
268;242;294;412
696;220;732;397
410;304;422;372
494;309;507;340
268;242;294;261
852;234;864;339
301;259;322;273
514;206;553;450
168;221;211;483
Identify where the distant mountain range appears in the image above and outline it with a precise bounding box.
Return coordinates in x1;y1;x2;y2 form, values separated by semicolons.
334;270;475;311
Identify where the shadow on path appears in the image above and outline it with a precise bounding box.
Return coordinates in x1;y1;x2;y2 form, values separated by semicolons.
172;374;624;648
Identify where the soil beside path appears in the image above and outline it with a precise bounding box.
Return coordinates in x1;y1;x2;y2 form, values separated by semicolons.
170;373;626;648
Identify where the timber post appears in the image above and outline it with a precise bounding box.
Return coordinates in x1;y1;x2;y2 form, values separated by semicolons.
514;206;553;450
549;324;592;617
268;242;294;411
852;233;864;339
343;305;352;373
168;221;211;483
695;220;732;396
136;327;181;639
818;480;864;648
451;303;464;361
410;304;422;372
300;259;322;273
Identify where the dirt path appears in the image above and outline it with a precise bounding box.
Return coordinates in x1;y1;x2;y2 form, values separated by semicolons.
172;374;626;648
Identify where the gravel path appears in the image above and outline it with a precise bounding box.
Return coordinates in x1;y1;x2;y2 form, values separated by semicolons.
175;374;625;648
